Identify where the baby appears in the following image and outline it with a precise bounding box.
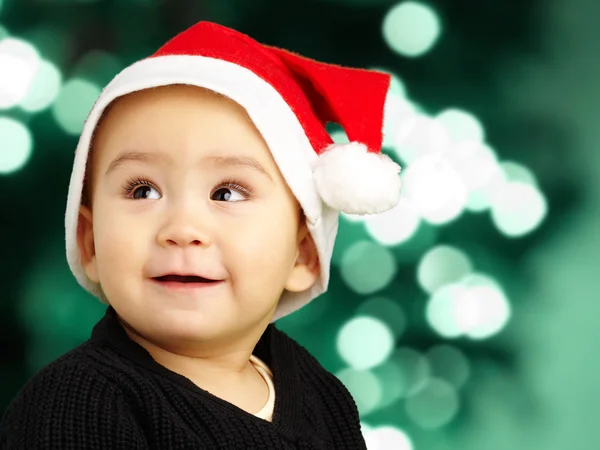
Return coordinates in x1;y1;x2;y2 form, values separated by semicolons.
0;21;401;449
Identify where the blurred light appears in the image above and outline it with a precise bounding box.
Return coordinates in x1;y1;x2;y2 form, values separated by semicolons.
405;378;460;429
340;241;397;294
0;25;8;40
465;166;506;212
371;358;406;408
73;49;123;86
393;114;450;164
336;367;382;416
18;244;106;372
458;274;511;339
390;347;431;397
417;245;473;294
364;197;421;245
383;1;442;58
0;37;41;109
426;344;471;389
383;94;417;148
490;181;548;237
19;59;62;112
446;140;501;193
500;160;538;186
52;78;101;135
338;316;395;370
426;283;465;338
436;108;485;142
402;154;468;224
363;426;413;450
426;274;512;339
0;117;33;174
356;296;406;339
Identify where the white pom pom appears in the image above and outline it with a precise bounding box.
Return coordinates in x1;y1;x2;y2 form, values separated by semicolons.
313;142;402;214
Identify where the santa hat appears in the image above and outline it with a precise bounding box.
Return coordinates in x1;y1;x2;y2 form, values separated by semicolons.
65;21;401;321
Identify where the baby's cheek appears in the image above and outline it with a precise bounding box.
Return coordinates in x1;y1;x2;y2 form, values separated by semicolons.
95;222;140;275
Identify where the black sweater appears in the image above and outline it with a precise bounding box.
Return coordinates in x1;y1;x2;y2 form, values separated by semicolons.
0;307;366;449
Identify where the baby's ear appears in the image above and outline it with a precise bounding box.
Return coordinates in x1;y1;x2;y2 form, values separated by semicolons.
77;205;100;283
285;223;320;293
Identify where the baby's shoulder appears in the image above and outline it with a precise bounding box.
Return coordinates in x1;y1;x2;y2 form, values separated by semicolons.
6;341;122;410
1;342;149;449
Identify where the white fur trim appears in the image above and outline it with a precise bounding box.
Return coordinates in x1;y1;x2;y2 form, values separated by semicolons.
64;55;339;322
313;142;402;214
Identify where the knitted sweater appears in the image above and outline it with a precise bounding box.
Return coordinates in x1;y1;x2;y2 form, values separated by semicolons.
0;307;367;449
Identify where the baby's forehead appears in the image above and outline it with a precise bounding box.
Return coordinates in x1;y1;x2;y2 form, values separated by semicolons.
88;85;277;176
93;85;258;147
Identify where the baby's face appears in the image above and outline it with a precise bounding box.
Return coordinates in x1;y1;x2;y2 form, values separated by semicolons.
78;85;316;349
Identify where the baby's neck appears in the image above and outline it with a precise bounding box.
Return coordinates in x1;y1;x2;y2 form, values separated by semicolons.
120;323;270;414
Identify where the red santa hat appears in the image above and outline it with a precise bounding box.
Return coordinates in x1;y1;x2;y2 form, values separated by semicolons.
65;21;401;321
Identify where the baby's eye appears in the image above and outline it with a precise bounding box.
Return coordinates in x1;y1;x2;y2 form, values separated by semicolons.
211;184;249;202
131;185;161;200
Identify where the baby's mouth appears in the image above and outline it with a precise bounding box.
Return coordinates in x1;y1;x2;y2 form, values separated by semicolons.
153;274;220;284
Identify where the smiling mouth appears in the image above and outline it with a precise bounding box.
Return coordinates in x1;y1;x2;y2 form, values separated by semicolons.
153;275;221;284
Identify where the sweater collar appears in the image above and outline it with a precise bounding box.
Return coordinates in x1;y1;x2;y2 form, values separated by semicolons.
90;306;304;441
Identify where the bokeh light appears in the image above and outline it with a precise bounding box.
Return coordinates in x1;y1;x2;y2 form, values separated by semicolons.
371;358;407;408
405;378;460;429
402;154;468;224
52;78;101;135
390;347;431;397
426;273;512;339
393;114;450;164
436;108;486;142
383;93;417;148
336;367;382;416
446;140;501;194
458;274;512;339
426;283;466;338
355;296;406;339
19;59;62;113
465;165;506;212
0;117;33;174
337;316;395;370
383;1;442;58
417;245;473;294
426;344;471;388
340;241;397;294
72;50;123;86
363;426;413;450
364;197;421;245
490;181;548;237
0;37;40;109
500;160;538;185
0;25;8;39
18;243;106;372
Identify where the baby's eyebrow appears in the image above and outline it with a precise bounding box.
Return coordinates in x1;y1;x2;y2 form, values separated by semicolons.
105;151;171;176
205;155;272;181
105;151;272;180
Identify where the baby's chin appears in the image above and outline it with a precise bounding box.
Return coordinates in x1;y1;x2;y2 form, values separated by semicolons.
144;307;237;341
